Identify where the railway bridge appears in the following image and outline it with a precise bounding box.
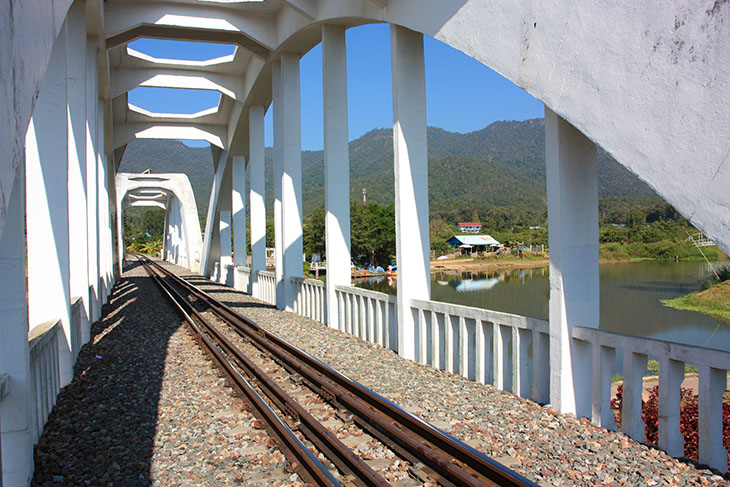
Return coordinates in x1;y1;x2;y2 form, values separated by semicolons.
1;0;729;484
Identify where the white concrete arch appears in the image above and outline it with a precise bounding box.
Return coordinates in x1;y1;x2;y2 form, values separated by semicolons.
116;172;203;271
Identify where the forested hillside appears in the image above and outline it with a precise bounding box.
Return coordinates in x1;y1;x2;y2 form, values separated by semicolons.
118;118;661;229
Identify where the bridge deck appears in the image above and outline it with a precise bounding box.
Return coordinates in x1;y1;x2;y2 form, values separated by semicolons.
32;260;726;486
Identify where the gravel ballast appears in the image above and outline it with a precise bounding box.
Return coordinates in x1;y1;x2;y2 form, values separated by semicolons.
32;258;729;486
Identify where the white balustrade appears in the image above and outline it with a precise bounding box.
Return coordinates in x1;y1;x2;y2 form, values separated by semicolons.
291;277;326;323
334;285;397;350
410;299;550;404
28;321;62;445
572;326;730;472
235;266;252;294
258;271;277;306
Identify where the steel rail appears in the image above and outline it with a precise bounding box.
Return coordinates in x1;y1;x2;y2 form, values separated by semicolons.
144;256;538;487
137;257;342;487
148;261;390;486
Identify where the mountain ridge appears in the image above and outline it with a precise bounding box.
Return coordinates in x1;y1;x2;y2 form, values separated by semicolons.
118;118;658;226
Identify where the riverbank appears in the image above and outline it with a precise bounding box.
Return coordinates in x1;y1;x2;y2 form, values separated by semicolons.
661;280;730;322
429;255;637;273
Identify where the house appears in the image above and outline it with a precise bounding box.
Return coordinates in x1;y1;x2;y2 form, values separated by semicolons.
457;222;482;233
446;235;501;253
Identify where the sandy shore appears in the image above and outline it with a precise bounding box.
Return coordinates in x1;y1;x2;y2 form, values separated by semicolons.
430;258;550;273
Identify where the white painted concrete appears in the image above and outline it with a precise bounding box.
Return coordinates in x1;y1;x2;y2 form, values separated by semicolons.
322;24;350;330
391;25;430;360
232;156;247;267
219;210;233;283
545;108;599;418
66;1;90;354
200;151;229;277
1;0;729;479
86;40;101;325
25;23;74;387
0;164;32;487
280;52;304;312
271;60;285;309
248;106;266;299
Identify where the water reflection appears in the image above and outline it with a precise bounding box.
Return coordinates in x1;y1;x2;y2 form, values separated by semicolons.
355;261;730;352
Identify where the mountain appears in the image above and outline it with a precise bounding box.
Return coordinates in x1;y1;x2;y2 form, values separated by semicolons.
118;119;659;226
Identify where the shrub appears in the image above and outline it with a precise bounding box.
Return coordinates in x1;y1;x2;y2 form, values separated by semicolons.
612;384;730;463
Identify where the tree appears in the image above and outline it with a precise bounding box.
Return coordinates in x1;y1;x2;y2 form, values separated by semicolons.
303;207;326;258
626;210;646;229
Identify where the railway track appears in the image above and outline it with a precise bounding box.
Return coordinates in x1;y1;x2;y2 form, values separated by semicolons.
136;255;538;487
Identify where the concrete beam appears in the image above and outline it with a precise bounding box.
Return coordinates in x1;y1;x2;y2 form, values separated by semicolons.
104;1;274;57
113;122;227;149
282;0;318;21
110;68;244;100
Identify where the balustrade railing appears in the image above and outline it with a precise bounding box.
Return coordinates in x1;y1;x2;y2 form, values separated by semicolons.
235;266;252;294
334;285;397;350
291;277;326;323
572;326;730;471
28;320;61;445
410;299;550;404
258;271;277;305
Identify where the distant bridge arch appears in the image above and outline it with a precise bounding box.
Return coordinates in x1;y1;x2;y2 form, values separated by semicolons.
116;173;203;272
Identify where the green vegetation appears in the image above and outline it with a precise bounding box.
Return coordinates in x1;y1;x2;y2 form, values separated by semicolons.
661;270;730;321
598;216;726;262
118;119;660;233
123;207;165;255
302;202;395;266
117;120;726;265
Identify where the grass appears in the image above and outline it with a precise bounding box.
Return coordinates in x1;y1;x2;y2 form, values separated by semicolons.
661;279;730;322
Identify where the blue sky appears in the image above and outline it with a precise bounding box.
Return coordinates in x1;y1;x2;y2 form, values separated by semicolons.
128;23;543;150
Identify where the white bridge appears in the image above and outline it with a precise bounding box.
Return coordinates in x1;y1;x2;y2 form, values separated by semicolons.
688;232;717;248
1;0;729;484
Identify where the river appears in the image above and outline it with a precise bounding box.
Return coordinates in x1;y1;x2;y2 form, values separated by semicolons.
355;261;730;353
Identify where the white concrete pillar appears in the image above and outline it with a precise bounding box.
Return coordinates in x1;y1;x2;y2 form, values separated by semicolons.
66;2;89;355
391;25;430;360
545;107;599;417
162;196;170;261
248;106;266;298
25;22;74;386
220;211;232;265
232;155;247;267
0;164;32;487
85;40;100;324
322;24;350;329
97;104;110;304
200;151;229;277
281;52;304;312
219;160;233;285
272;60;285;309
